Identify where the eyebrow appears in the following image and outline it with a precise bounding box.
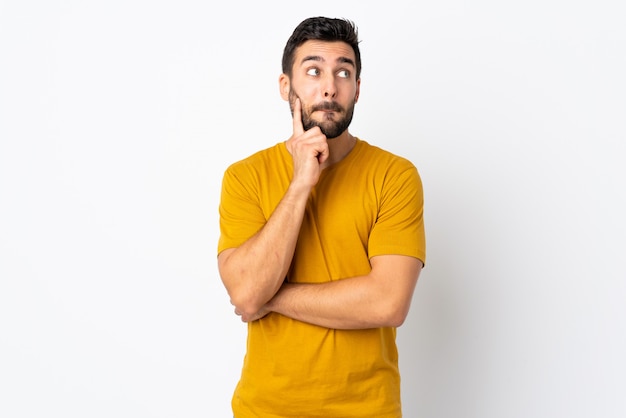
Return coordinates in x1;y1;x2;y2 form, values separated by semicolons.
300;55;356;68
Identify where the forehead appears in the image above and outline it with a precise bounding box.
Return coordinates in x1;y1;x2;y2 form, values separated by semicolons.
293;40;356;66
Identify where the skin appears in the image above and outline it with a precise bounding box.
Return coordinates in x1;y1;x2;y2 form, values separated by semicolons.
218;40;423;329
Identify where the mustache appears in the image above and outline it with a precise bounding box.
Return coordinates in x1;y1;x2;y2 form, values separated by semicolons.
310;101;344;113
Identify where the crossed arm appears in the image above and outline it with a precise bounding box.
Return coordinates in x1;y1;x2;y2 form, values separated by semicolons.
265;254;422;329
218;179;423;331
220;246;422;330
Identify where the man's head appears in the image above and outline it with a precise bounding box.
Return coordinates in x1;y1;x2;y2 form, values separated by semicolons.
282;17;361;80
279;17;361;139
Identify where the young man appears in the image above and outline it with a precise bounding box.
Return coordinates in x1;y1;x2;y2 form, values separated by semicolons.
218;16;426;417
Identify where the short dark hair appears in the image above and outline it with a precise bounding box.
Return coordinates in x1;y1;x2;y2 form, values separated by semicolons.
282;17;361;80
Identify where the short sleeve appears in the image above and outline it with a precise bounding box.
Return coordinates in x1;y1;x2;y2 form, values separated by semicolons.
367;164;426;265
217;164;266;254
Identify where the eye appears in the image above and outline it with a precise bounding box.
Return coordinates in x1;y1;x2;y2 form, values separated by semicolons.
337;69;350;78
306;68;320;76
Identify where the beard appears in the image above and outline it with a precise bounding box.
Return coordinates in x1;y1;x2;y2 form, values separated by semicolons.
289;89;355;139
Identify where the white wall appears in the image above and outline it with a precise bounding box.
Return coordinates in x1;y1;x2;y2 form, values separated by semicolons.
1;1;624;417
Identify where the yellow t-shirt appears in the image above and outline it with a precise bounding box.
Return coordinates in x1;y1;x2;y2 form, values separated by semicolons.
218;138;426;418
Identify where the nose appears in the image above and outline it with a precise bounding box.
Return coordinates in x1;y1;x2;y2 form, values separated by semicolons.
322;74;337;99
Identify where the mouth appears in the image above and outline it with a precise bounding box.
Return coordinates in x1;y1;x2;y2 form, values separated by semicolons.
314;108;341;118
312;102;343;113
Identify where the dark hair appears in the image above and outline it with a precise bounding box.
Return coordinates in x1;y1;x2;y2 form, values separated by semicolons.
282;17;361;80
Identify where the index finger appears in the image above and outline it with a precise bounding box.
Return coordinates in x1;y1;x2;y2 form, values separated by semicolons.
292;98;305;137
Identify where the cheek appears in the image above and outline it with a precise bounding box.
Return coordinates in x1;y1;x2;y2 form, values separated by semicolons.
289;86;309;108
293;79;318;96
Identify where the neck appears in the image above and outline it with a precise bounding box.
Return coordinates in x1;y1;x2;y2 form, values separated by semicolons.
326;130;356;166
285;130;356;167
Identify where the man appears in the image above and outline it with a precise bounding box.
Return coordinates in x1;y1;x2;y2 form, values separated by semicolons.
218;16;426;418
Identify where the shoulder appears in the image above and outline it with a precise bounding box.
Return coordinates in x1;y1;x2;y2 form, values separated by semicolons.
355;139;418;174
224;142;286;175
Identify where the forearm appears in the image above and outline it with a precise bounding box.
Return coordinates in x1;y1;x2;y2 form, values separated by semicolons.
219;182;311;316
266;256;422;329
267;278;388;329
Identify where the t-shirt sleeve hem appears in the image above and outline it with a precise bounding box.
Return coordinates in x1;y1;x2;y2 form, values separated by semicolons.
368;246;426;266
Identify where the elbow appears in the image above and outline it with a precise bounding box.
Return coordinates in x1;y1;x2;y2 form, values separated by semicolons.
220;262;266;318
385;311;408;328
219;250;281;319
381;302;411;328
228;290;266;319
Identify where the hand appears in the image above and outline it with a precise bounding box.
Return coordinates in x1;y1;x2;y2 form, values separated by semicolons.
288;98;329;188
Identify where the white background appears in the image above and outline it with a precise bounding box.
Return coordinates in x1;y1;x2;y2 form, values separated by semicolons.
1;1;625;417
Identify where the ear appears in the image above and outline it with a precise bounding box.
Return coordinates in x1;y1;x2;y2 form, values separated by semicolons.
279;74;290;101
354;78;361;103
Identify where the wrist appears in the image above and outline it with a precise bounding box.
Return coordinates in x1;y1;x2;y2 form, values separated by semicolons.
287;178;314;197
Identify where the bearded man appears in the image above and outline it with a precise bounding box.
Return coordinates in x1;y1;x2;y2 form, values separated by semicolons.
217;16;426;418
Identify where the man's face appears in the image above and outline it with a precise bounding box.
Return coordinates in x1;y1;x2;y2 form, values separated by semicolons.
281;40;360;139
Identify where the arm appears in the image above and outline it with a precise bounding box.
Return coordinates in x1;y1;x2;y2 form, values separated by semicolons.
244;254;423;329
218;99;329;318
218;182;309;318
